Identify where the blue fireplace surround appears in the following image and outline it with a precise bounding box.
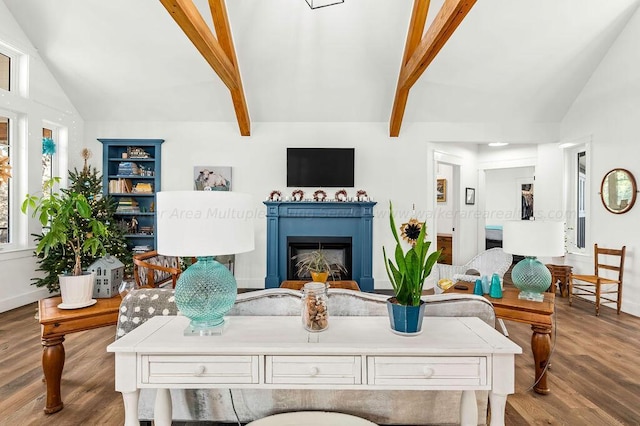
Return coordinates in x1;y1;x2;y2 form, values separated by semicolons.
264;201;377;292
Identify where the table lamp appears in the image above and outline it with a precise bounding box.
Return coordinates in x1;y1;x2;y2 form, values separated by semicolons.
502;220;564;302
157;191;254;335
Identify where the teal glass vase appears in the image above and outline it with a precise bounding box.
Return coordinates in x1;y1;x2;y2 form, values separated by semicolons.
489;273;503;298
511;256;551;302
174;256;237;333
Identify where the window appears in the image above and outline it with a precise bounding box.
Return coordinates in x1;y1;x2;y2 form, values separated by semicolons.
577;151;586;249
0;115;10;244
0;52;9;91
42;127;54;192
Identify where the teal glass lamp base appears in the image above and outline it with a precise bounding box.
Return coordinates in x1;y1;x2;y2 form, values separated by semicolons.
174;256;237;335
511;256;551;303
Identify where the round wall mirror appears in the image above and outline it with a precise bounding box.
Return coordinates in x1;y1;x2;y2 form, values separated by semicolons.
600;168;637;214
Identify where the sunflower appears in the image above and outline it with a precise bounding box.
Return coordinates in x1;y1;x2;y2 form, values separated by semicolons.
400;218;424;246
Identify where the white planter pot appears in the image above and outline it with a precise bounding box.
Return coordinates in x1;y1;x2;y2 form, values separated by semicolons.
59;272;96;307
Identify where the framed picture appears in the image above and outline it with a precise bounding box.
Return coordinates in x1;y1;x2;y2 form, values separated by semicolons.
465;187;476;205
437;179;447;203
194;166;232;191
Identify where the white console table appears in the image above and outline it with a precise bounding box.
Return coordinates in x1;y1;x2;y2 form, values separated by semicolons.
107;315;521;426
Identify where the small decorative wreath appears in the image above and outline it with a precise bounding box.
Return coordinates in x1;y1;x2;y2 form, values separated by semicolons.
291;189;305;201
335;189;348;202
268;190;282;201
356;190;368;201
313;190;327;201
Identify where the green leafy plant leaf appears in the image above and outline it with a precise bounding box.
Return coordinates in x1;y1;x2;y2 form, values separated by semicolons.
383;201;442;306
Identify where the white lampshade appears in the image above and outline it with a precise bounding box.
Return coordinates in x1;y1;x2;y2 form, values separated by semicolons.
157;191;255;257
503;220;564;257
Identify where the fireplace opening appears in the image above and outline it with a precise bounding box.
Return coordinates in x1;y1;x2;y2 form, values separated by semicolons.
287;236;352;281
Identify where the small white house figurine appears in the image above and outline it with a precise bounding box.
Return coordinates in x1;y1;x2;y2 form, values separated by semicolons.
89;255;125;298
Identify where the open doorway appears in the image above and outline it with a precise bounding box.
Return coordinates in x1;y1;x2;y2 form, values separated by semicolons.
435;162;460;265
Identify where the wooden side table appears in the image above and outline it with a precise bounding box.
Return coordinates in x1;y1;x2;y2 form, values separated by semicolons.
280;280;360;291
38;295;121;414
546;264;573;297
446;285;555;394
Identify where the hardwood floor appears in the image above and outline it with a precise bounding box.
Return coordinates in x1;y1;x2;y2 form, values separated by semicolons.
1;292;639;425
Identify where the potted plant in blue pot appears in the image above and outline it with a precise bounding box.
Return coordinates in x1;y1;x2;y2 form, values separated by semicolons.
383;201;441;335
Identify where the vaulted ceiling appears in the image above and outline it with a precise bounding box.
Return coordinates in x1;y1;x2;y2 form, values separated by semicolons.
4;0;640;134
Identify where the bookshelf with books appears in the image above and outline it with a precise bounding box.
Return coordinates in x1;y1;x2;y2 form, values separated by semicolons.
99;138;164;252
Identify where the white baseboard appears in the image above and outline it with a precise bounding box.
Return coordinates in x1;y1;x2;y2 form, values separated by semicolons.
0;288;53;313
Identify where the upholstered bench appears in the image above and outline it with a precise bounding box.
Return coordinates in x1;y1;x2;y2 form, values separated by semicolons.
115;288;496;425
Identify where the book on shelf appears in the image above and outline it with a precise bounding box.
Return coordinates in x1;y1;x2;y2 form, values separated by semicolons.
133;182;153;193
116;197;140;213
132;245;152;254
109;178;133;193
117;162;140;176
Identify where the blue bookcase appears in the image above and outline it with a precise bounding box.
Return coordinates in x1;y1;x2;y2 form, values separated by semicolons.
99;138;164;253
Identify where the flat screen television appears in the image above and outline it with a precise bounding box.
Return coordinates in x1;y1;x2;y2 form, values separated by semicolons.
287;148;355;187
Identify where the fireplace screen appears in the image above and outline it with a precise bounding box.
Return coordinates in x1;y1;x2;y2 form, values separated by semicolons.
287;237;352;281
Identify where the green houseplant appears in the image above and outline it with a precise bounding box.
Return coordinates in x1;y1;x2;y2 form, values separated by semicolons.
22;177;109;305
24;166;131;294
383;201;441;334
294;249;348;282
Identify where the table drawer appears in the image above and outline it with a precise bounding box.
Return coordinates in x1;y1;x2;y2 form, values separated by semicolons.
266;356;362;385
368;356;486;386
141;355;259;384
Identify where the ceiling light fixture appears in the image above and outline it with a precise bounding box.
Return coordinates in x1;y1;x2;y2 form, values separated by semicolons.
305;0;344;9
488;142;509;147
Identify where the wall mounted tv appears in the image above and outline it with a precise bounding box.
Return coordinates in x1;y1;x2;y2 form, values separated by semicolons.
287;148;355;188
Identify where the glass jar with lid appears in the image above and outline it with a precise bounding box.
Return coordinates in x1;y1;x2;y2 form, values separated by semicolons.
301;282;329;332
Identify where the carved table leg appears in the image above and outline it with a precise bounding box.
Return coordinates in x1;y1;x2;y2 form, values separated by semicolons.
531;324;552;394
42;336;65;413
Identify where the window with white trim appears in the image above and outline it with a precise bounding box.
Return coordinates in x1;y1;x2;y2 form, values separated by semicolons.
0;52;9;91
0;114;11;244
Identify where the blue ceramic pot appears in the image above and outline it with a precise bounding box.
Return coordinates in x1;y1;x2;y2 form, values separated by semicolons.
386;297;426;335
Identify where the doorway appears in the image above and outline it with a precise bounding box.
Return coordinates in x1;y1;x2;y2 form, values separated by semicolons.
435;162;460;265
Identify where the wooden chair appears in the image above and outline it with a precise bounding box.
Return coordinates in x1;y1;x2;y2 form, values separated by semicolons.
133;250;182;288
569;244;626;316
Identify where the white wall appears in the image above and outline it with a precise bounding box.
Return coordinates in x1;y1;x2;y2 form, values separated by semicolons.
76;123;549;293
0;1;84;312
560;5;640;316
484;166;535;227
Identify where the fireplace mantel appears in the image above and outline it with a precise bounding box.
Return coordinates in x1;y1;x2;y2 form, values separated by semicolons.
264;201;377;291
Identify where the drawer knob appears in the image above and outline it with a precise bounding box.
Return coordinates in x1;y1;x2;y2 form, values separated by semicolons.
195;365;206;376
422;367;434;378
309;366;319;376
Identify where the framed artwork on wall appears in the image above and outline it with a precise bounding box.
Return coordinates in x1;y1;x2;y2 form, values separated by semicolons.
437;179;447;203
194;166;232;191
465;187;476;205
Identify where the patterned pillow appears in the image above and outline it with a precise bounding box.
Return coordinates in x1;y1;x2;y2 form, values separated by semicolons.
116;288;178;338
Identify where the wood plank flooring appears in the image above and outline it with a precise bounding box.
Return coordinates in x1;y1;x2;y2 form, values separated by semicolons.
1;292;639;425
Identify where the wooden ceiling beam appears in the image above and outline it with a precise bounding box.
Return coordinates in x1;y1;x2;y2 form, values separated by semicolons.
160;0;251;135
208;0;250;136
389;0;431;138
390;0;477;137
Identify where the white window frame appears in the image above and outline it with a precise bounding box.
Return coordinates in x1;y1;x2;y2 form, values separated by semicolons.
0;109;17;249
562;138;591;255
42;121;63;187
0;41;28;97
